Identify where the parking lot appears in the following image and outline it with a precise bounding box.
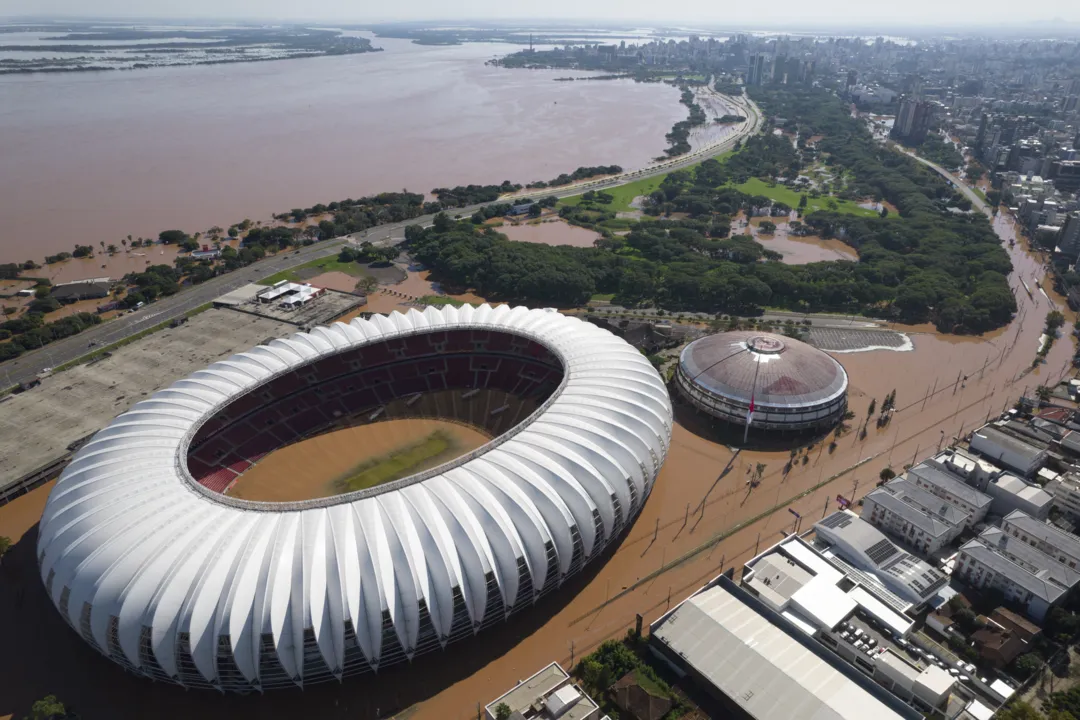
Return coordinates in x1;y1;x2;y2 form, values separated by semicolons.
808;327;912;353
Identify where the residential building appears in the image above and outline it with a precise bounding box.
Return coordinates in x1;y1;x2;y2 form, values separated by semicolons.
1048;471;1080;519
649;574;922;720
955;526;1080;621
971;608;1041;668
1057;212;1080;260
968;425;1048;477
862;478;967;554
1000;510;1080;569
906;462;992;526
894;97;932;144
813;511;948;608
484;662;600;720
983;474;1052;519
747;52;769;85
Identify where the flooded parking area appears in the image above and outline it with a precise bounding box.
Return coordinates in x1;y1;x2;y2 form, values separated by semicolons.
808;327;913;353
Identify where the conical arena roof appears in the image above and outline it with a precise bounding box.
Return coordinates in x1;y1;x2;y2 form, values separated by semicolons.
679;331;847;409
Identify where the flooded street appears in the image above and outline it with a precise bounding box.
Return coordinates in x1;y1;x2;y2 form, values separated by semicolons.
0;37;685;265
0;178;1075;719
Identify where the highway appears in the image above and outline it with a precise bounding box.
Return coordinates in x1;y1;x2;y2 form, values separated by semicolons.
893;144;991;218
1;90;762;390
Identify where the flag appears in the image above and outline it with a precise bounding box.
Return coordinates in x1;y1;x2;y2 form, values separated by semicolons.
746;394;755;425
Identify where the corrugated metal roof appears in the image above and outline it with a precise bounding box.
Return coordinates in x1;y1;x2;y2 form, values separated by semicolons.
679;331;847;409
652;582;919;720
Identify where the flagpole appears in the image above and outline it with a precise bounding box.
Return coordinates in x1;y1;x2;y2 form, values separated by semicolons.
744;341;763;446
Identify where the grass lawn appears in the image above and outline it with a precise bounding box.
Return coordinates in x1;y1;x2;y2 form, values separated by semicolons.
335;430;452;492
418;295;473;307
560;149;736;214
732;178;881;217
258;256;368;285
590;293;616;302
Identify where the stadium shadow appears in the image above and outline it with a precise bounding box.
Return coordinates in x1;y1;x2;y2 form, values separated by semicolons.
0;522;613;720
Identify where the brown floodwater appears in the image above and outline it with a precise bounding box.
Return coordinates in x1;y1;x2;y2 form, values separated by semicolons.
0;218;1073;717
734;214;858;264
306;270;364;293
228;419;490;503
498;220;600;247
0;36;686;266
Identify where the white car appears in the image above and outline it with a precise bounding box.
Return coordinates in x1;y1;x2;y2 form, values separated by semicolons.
949;668;960;676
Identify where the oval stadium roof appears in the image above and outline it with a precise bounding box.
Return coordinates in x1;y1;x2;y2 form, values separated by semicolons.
36;304;672;691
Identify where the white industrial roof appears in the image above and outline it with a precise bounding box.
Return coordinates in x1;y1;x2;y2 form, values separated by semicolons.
782;535;844;584
652;582;918;720
917;664;955;698
847;586;914;638
37;304;673;692
791;580;856;631
988;679;1016;702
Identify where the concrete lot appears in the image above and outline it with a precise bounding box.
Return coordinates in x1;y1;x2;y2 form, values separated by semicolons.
231;289;364;328
0;309;296;489
808;327;911;352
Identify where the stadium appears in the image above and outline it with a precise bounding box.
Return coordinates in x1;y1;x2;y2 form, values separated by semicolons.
674;330;848;434
36;304;672;692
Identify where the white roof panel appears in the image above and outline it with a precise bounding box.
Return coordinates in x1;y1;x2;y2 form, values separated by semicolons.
37;305;673;692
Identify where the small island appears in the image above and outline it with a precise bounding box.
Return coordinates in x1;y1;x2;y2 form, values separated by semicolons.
0;24;381;75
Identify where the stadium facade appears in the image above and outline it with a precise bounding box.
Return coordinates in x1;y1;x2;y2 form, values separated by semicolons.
37;304;672;692
674;331;848;433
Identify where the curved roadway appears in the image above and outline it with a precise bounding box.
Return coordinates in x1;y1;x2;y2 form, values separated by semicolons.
1;92;762;390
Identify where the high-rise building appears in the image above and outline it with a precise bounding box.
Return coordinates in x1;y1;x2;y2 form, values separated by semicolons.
893;97;931;144
747;52;769;86
1059;212;1080;260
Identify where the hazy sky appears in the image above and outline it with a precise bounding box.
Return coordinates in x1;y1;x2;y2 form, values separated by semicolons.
4;0;1080;28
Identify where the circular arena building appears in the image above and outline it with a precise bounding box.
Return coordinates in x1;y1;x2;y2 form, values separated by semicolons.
674;330;847;433
36;304;672;692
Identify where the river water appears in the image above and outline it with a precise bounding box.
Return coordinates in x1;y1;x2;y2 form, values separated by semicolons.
0;36;685;265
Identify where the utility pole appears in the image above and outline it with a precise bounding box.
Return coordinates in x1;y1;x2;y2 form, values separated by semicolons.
823;495;831;518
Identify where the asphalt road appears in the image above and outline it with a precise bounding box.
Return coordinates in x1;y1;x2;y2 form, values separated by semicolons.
1;90;762;390
895;145;991;217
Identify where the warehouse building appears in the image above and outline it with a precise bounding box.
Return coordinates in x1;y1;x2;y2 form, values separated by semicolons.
983;474;1053;520
649;574;922;720
968;425;1048;477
